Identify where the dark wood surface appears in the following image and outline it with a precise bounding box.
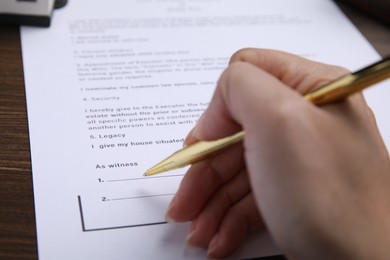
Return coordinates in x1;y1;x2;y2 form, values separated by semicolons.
0;3;389;260
0;26;37;260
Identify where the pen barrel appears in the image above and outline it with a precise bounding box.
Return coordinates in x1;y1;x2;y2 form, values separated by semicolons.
304;57;390;106
173;131;244;167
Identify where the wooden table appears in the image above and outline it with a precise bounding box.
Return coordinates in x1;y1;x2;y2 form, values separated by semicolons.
0;2;389;259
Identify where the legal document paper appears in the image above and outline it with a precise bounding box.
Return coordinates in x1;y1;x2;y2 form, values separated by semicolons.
21;0;390;259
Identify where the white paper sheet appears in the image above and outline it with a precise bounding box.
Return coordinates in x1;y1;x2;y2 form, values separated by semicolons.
21;0;390;259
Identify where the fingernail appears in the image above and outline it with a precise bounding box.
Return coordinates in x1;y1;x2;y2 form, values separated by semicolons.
165;196;177;222
186;229;196;244
207;234;219;257
186;220;198;242
165;214;176;223
183;128;196;147
185;243;204;255
190;112;206;139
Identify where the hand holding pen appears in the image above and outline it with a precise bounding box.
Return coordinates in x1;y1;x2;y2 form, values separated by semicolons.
146;52;390;176
159;49;390;259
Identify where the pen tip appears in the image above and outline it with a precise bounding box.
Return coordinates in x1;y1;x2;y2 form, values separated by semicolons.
144;160;177;176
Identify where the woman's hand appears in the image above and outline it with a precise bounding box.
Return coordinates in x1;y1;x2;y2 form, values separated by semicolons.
166;49;390;259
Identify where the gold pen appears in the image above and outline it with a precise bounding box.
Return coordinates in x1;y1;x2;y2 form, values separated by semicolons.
145;57;390;176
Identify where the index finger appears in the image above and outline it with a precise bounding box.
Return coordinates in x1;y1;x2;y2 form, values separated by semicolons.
185;49;350;145
229;48;349;94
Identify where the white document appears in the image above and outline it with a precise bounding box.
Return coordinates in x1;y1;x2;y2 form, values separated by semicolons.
21;0;390;259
